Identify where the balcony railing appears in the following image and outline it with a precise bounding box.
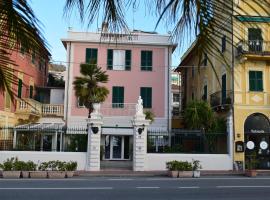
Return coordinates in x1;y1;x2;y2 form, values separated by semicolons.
16;98;64;117
210;90;232;110
237;40;270;55
42;104;64;117
16;98;42;115
100;103;137;116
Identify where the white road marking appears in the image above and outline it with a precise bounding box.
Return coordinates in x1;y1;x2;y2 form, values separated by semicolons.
108;178;133;181
217;186;270;188
0;187;113;190
136;187;160;189
179;186;200;189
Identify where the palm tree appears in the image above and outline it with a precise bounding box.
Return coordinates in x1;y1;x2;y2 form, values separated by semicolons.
73;63;109;118
0;0;48;98
64;0;270;69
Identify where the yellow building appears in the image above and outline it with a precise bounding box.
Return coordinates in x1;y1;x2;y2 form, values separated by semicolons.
177;1;270;170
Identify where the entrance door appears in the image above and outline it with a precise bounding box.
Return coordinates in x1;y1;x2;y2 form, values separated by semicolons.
104;135;130;160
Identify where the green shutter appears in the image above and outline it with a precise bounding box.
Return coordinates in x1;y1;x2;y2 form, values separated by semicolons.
112;87;124;108
125;50;131;71
18;79;22;98
29;85;33;98
249;71;263;91
140;87;152;108
141;51;152;71
86;48;98;64
107;49;113;70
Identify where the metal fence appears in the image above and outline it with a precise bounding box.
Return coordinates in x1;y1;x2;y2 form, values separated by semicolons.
0;126;88;152
147;129;228;154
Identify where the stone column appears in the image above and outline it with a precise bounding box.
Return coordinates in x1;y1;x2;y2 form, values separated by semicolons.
132;96;150;171
226;109;234;169
86;103;103;171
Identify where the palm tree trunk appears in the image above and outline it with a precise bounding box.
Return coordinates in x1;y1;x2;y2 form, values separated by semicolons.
88;103;93;118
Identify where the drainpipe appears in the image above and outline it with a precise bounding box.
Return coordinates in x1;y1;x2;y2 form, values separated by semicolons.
65;42;71;123
231;2;236;171
168;46;171;146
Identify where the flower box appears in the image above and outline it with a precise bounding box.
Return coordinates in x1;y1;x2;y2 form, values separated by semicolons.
2;171;21;179
178;171;193;178
47;171;66;179
30;171;47;178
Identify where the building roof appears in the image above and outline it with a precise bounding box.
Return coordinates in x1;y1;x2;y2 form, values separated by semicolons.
61;30;177;51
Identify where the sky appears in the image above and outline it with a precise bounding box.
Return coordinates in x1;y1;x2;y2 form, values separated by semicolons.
30;0;190;68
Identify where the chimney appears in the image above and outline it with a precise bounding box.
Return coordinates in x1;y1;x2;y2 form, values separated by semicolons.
101;22;108;32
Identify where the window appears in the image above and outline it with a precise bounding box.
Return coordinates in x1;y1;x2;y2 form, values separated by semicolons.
192;92;194;100
18;79;23;98
222;74;227;104
140;87;152;108
221;35;226;52
86;48;98;64
203;53;208;66
77;97;85;108
173;93;180;102
249;71;263;91
31;51;36;64
141;51;152;71
202;85;207;101
107;49;131;70
5;90;11;110
29;85;34;99
112;86;124;108
248;28;262;52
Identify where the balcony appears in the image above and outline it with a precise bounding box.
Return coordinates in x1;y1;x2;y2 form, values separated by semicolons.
16;98;64;117
236;40;270;59
210;90;232;112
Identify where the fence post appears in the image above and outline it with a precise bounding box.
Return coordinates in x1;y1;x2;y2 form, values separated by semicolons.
86;103;103;171
132;96;150;171
13;129;17;149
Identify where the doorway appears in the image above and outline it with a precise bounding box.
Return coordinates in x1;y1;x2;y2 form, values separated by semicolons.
104;135;131;160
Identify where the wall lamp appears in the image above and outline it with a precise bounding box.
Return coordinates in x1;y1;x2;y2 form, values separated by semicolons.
90;123;99;134
138;124;145;135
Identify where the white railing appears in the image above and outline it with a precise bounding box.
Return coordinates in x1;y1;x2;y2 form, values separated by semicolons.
16;98;64;117
100;103;137;117
16;98;42;115
42;104;64;117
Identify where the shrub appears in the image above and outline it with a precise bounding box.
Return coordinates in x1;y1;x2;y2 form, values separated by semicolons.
166;160;192;171
65;161;77;171
0;157;16;171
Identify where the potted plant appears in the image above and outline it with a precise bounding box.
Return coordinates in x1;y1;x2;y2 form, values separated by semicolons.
166;160;179;178
22;161;37;178
192;160;202;178
30;162;48;178
0;157;21;178
65;161;78;178
178;161;193;178
245;153;258;177
47;161;66;179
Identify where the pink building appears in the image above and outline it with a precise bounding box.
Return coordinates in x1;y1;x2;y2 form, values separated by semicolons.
62;30;176;161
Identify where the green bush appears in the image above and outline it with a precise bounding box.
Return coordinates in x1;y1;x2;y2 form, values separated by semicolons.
166;160;192;171
0;157;37;171
65;161;77;171
38;161;77;171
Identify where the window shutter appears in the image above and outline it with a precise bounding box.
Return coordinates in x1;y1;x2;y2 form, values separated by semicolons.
86;48;98;64
125;50;131;71
140;87;152;108
147;51;152;68
18;79;22;98
107;49;113;70
119;87;124;106
112;87;124;107
29;85;34;98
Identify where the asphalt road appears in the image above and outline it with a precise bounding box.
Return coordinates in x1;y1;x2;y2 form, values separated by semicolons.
1;176;270;200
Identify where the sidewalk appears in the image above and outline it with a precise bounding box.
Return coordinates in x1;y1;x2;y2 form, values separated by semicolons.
77;170;270;177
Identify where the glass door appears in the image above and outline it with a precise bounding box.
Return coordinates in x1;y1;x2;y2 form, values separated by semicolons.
112;136;122;159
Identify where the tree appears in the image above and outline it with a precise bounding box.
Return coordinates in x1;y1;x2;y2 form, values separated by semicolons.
73;63;109;118
64;0;270;71
0;0;49;98
184;100;214;131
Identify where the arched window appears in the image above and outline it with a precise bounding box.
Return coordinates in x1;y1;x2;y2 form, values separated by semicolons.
244;113;270;134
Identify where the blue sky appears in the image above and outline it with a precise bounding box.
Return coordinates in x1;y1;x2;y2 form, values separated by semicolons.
30;0;188;67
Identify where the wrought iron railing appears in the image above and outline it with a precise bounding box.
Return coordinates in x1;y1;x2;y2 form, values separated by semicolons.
237;40;270;55
147;129;227;154
210;90;232;109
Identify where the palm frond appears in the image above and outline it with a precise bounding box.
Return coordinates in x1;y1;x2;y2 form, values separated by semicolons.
0;0;50;98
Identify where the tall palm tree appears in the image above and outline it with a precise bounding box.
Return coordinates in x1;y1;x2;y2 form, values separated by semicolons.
64;0;270;69
73;63;109;118
0;0;48;98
